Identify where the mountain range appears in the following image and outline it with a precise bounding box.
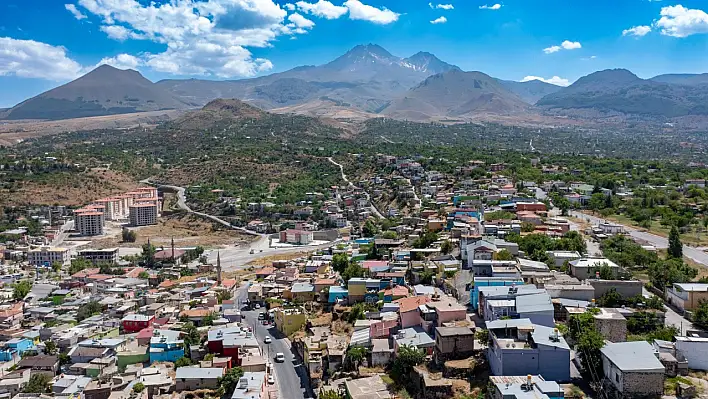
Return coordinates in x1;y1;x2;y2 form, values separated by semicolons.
5;44;708;125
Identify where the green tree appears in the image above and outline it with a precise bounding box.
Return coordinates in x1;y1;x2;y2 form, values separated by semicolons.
68;257;91;275
44;340;57;355
122;228;137;243
203;312;217;326
13;280;31;300
319;389;344;399
23;374;51;393
440;240;453;254
668;225;683;259
418;270;435;285
475;329;489;344
217;366;245;397
347;346;368;374
332;253;350;274
138;271;149;279
521;222;536;233
596;288;622;307
493;249;514;261
142;243;157;267
694;300;708;329
362;220;378;238
52;262;62;273
382;231;398;239
132;383;145;393
174;356;192;367
181;322;201;356
217;290;232;304
347;303;367;323
592;263;615;280
576;327;605;378
342;261;365;281
77;301;102;321
392;345;426;380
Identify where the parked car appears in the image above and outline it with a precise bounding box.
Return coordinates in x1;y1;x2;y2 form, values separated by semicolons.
268;375;275;384
275;353;285;363
264;336;272;344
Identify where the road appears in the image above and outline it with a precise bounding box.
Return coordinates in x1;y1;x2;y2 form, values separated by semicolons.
570;211;708;267
51;220;74;247
327;157;385;218
235;284;312;399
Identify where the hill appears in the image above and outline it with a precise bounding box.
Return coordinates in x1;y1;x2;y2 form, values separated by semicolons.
382;70;530;121
173;98;265;130
499;79;563;104
650;73;708;86
537;69;708;118
2;65;190;120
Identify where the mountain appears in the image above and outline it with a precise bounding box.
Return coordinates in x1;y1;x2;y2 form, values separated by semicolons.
2;65;190;120
382;70;530;121
537;69;708;118
173;98;265;130
650;73;708;86
499;79;563;104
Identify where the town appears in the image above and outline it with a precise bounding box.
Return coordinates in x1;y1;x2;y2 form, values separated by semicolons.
1;151;708;399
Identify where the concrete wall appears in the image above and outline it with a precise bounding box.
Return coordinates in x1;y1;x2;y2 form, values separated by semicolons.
594;318;627;343
589;280;642;299
313;229;339;242
603;357;664;398
487;345;570;382
676;339;708;371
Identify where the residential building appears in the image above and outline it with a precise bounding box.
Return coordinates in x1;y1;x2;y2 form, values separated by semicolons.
27;246;70;267
149;329;184;363
593;308;628;343
129;203;158;226
17;355;59;377
666;283;708;312
231;372;266;399
0;303;24;330
122;314;155;333
290;282;315;303
75;210;105;236
488;375;564;399
435;327;475;361
175;367;225;391
600;341;665;398
675;336;708;371
569;258;620;280
371;339;393;367
0;338;35;361
394;327;434;356
274;307;306;336
684;179;707;189
76;248;119;264
546;251;581;268
487;318;571;382
395;296;431;328
279;229;313;245
344;375;391;399
471;277;524;310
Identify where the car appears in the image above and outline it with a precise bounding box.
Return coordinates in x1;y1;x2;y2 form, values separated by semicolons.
249;249;255;254
255;303;261;309
275;352;285;363
268;375;275;385
258;312;265;320
264;336;272;344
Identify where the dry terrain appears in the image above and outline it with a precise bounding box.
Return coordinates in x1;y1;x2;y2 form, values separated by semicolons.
88;213;253;249
0;110;182;146
0;169;140;207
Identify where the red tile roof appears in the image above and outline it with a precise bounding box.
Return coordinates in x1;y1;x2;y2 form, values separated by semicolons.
395;296;431;313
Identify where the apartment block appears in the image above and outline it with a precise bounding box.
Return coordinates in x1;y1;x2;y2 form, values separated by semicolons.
28;246;70;267
129;203;158;226
74;210;105;236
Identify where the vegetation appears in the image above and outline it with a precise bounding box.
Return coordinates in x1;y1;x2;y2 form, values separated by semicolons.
392;345;426;380
77;301;102;321
174;356;193;368
23;374;51;393
694;300;708;330
318;390;344;399
506;231;585;266
346;346;368;374
217;366;245;397
668;225;683;259
181;322;201;357
440;240;453;254
13;280;31;300
138;271;150;279
122;228;137;243
132;383;145;393
568;309;604;378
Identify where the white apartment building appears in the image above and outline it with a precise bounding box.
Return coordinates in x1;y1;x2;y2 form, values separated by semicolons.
77;248;119;264
28;246;70;267
75;210;105;236
93;198;127;220
129;203;158;226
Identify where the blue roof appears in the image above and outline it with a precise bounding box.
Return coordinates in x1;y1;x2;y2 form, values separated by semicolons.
329;286;348;294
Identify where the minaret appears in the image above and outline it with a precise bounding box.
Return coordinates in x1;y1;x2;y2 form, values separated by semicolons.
171;236;175;263
216;251;222;285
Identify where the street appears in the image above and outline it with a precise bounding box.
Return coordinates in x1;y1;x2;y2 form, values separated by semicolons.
235;284;313;399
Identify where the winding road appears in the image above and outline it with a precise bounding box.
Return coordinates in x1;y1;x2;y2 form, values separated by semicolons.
327;157;385;218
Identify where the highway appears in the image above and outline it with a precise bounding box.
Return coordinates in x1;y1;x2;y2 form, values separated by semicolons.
570;211;708;267
235;284;312;399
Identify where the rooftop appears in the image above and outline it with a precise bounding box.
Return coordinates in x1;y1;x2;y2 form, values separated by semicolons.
345;375;391;399
175;367;225;379
600;341;665;372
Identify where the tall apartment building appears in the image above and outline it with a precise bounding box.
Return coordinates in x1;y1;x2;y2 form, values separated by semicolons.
129;203;158;226
74;210;105;236
28;246;70;267
93;198;127;220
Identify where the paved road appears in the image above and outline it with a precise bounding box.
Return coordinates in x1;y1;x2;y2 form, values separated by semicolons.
570;211;708;267
203;239;340;271
327;157;385;219
235;284;312;399
51;220;74;247
641;287;697;335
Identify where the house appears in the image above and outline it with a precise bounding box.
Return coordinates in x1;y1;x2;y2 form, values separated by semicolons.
675;336;708;371
0;302;24;330
175;367;225;391
328;286;348;304
0;338;34;361
231;372;266;399
279;229;313;245
0;369;31;396
290;282;315;303
569;258;620;280
546;251;581;268
434;327;475;361
274;307;306;336
487;318;571;382
426;298;468;325
68;346;111;364
600;341;665;398
395;296;431;328
488;375;564;399
593;308;628;343
344;375;391;399
666;283;708;312
394;327;435;356
180;309;214;326
122;314;155;333
17;355;59;377
371;339;393;367
380;286;408;303
149;329;185;363
471;277;524;310
465;240;497;271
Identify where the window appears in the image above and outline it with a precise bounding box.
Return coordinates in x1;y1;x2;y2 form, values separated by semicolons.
615;373;619;383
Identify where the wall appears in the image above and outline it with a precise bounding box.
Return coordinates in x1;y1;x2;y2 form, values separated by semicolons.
176;378;220;391
150;347;184;363
594;318;627;343
519;310;555;328
675;339;708;371
589;280;642;299
371;351;391;367
117;351;149;368
313;229;339;242
603;356;664;398
400;310;422;329
436;335;474;355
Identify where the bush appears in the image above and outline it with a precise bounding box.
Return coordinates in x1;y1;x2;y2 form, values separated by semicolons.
133;383;145;393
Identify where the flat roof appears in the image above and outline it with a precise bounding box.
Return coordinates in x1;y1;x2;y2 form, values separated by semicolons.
600;341;664;372
175;367;225;379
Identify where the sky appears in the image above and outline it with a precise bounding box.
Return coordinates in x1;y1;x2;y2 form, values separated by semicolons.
2;0;708;107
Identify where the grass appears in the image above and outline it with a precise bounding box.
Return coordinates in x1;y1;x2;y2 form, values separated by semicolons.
665;376;694;395
602;213;708;247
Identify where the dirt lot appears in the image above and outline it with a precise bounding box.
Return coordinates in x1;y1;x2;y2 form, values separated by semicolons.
0;168;140;207
88;213;254;249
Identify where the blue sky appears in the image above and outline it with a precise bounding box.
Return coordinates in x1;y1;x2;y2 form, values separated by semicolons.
2;0;708;107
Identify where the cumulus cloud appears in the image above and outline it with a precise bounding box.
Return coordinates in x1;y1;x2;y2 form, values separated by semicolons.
543;40;581;54
284;3;296;10
479;4;501;10
100;25;146;41
288;13;315;29
429;3;454;10
344;0;399;24
521;75;570;87
65;4;88;20
622;25;652;37
655;5;708;37
430;16;447;24
296;0;348;19
95;53;142;70
0;37;82;80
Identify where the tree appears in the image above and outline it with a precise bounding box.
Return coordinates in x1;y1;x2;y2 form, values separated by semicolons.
362;220;378;238
348;303;367;323
68;257;91;275
694;300;708;329
217;366;244;396
342;261;365;281
52;262;62;273
475;329;489;344
203;312;217;326
142;243;157;267
419;269;435;285
181;322;201;356
132;383;145;393
13;280;31;300
347;346;368;374
668;225;683;259
596;288;622;307
23;374;51;393
174;356;192;367
319;389;344;399
493;249;514;261
440;240;453;254
521;222;536;233
44;340;57;355
592;263;615;280
382;231;398;239
122;228;137;243
77;301;102;321
217;290;232;304
392;345;425;380
332;253;349;274
576;328;605;378
138;271;149;279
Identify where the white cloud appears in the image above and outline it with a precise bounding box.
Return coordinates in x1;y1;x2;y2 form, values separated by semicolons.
623;25;651;37
655;5;708;37
543;40;581;54
429;3;454;10
100;25;146;41
479;4;501;10
288;13;315;29
0;37;82;80
295;0;348;19
521;75;570;87
284;3;296;10
430;16;447;24
95;53;142;70
343;0;399;24
65;4;88;20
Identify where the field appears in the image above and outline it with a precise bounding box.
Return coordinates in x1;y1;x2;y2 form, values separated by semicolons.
88;213;255;249
604;214;708;247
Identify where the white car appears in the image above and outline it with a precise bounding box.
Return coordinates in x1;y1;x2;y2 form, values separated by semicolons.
268;375;275;385
255;304;261;309
275;352;285;363
264;336;272;344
